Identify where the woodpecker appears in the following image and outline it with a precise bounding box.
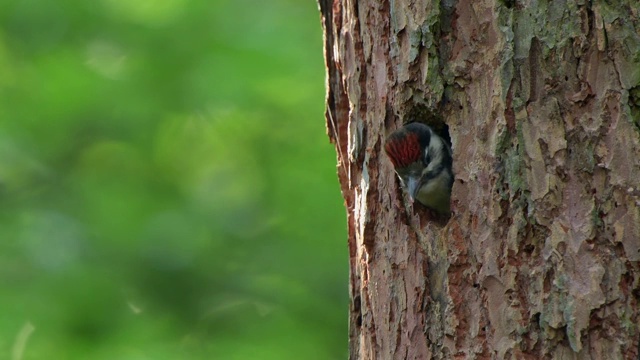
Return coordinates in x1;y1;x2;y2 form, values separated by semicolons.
384;122;453;214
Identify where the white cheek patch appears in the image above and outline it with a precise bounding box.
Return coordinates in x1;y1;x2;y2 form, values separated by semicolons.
425;135;444;171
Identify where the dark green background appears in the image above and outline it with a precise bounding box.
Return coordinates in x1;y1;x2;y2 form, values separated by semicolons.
0;0;348;358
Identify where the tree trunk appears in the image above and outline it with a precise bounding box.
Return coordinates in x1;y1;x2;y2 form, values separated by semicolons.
318;0;640;358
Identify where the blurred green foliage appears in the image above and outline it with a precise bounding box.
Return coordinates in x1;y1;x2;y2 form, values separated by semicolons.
0;0;347;358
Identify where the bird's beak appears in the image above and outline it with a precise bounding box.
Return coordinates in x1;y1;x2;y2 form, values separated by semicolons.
406;177;419;203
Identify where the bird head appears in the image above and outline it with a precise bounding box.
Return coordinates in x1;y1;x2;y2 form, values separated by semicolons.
384;123;432;202
384;122;453;214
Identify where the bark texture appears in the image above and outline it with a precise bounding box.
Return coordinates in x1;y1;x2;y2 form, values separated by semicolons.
319;0;640;358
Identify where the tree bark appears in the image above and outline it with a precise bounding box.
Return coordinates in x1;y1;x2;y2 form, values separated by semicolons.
319;0;640;358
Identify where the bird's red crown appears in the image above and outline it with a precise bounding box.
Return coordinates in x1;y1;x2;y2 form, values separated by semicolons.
384;131;421;168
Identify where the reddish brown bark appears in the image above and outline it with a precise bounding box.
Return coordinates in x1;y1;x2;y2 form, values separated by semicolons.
319;0;640;359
